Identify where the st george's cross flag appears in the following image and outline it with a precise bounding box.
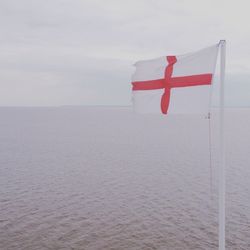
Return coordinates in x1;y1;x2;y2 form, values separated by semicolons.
131;44;219;115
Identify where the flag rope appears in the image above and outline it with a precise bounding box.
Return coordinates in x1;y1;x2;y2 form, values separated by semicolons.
208;112;213;200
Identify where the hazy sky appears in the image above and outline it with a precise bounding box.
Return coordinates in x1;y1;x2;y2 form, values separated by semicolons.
1;0;250;106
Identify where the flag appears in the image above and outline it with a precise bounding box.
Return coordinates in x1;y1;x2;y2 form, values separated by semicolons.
131;44;219;115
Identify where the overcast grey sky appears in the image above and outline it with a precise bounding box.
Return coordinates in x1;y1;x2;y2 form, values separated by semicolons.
0;0;250;106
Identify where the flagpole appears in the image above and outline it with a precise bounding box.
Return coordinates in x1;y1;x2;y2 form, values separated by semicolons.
219;39;226;250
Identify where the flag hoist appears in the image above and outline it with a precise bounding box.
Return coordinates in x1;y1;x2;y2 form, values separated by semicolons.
131;40;226;250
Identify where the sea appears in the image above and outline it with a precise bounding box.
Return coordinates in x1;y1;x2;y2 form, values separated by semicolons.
1;107;250;250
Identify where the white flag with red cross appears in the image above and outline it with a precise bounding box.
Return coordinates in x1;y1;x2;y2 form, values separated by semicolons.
131;44;219;115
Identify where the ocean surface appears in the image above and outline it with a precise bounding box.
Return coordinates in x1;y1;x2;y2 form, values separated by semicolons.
1;107;250;250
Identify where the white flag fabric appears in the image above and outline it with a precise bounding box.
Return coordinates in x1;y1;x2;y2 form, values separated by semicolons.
131;44;219;115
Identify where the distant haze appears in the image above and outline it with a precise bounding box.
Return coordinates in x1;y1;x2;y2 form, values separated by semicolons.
0;0;250;106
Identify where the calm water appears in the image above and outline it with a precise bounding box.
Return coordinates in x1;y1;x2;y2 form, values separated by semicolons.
1;107;250;250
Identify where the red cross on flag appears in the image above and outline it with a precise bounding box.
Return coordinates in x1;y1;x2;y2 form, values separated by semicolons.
131;44;219;115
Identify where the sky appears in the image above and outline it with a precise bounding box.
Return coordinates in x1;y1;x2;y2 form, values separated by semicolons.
0;0;250;107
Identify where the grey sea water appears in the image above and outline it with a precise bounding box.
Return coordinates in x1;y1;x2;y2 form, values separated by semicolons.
1;107;250;250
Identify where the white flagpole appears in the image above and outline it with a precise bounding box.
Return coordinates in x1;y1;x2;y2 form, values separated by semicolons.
219;39;226;250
